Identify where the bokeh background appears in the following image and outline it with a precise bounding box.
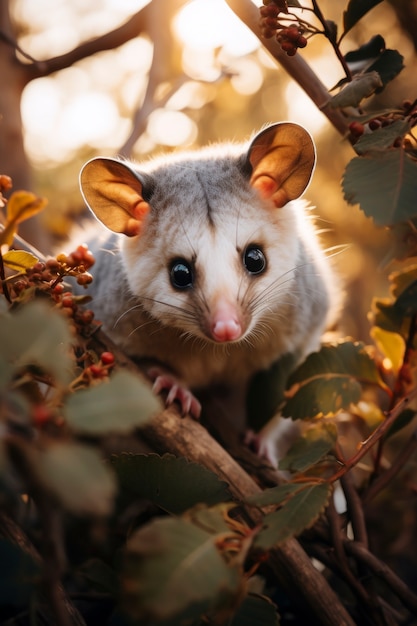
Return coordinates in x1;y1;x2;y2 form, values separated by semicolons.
2;0;417;340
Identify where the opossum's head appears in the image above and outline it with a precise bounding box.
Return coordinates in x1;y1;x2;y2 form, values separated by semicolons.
79;123;315;344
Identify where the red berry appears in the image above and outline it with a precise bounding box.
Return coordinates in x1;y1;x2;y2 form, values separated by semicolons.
349;121;365;137
101;351;115;365
89;364;104;378
80;309;95;324
33;405;52;427
297;35;307;48
368;119;381;131
62;295;75;308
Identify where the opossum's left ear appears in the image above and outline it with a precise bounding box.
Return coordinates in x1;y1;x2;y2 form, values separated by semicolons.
80;157;150;237
247;122;316;208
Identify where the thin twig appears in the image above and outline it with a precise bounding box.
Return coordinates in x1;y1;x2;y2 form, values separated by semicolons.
340;472;368;547
364;427;417;503
345;541;417;616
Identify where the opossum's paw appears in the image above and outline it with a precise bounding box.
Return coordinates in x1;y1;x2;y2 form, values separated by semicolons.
148;367;201;419
244;429;279;468
245;417;301;469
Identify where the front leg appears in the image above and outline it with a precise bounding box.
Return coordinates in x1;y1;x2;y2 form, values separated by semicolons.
147;366;202;419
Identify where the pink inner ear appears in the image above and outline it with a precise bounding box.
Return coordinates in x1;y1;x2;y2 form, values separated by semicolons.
252;175;277;198
252;175;288;208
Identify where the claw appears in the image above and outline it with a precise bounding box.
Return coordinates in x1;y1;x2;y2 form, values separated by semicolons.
148;367;201;419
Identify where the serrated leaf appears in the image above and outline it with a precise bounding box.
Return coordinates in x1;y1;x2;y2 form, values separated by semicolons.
36;443;116;516
342;150;417;225
354;120;410;155
343;0;384;35
111;453;231;514
282;376;361;419
246;483;307;508
366;49;404;87
289;342;383;386
330;72;382;108
64;370;160;435
282;342;386;420
123;517;242;621
255;483;331;550
230;594;280;626
0;301;73;385
2;250;39;272
279;423;337;473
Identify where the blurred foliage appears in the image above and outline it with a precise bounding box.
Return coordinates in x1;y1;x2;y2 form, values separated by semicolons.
1;1;417;625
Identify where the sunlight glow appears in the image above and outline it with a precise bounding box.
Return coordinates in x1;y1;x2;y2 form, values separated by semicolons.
174;0;259;56
147;110;198;147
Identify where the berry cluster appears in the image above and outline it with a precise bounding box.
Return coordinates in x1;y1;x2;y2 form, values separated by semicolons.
259;2;307;56
349;100;417;148
0;174;12;208
6;244;95;301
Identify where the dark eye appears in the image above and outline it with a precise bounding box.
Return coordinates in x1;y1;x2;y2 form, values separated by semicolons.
243;245;266;275
170;259;193;289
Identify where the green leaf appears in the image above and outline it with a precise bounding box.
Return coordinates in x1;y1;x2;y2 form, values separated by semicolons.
0;301;73;385
342;150;417;225
255;483;331;550
385;408;417;440
279;423;337;473
123;517;242;621
111;453;231;514
64;370;160;435
282;376;362;419
247;352;299;429
354;120;410;155
344;35;385;65
246;483;308;508
343;0;384;35
2;250;39;272
230;594;280;626
36;443;116;516
330;72;382;108
366;49;404;87
281;342;385;420
393;279;417;316
371;298;409;337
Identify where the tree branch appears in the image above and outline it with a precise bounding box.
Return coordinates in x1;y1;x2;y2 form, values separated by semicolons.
223;0;349;137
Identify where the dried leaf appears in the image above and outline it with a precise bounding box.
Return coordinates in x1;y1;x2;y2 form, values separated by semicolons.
330;71;382;108
2;250;39;272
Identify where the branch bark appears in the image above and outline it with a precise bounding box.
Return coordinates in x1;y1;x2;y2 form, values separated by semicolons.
224;0;349;137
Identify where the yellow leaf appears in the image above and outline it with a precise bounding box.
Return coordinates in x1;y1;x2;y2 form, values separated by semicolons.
3;250;39;272
370;326;405;375
7;191;48;225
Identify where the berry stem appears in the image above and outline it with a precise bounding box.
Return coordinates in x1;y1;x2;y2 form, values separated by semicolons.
311;0;352;82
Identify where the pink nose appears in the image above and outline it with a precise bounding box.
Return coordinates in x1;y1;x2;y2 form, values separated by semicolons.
210;299;243;342
211;318;242;342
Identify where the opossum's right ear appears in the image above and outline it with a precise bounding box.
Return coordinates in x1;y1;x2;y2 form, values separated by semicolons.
79;158;150;237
